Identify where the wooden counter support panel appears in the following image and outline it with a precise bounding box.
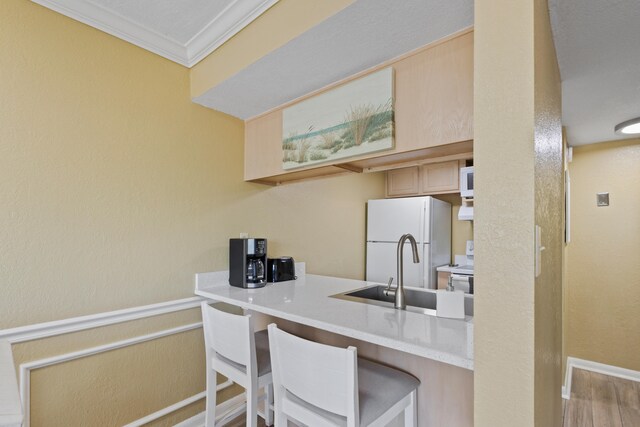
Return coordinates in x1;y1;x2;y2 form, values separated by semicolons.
437;271;452;290
244;29;474;184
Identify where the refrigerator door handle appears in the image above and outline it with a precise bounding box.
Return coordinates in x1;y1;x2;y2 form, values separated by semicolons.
420;200;426;245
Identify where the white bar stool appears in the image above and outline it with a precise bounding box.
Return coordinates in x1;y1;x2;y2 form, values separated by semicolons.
201;302;274;427
267;324;419;427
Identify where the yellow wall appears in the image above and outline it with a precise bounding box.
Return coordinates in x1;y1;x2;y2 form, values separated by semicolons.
474;0;563;426
0;0;384;424
532;0;564;423
190;0;354;99
566;138;640;371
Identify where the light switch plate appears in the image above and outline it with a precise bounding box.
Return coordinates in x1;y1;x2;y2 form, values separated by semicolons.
597;192;609;207
535;225;545;278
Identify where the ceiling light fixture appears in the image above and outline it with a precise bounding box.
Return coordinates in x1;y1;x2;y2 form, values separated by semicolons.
614;117;640;135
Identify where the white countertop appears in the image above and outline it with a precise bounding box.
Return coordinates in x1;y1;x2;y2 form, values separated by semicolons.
195;269;473;370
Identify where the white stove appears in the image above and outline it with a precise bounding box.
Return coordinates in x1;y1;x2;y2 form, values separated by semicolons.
438;241;474;293
450;264;474;275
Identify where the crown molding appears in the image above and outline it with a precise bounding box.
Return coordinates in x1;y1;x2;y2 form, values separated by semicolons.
30;0;279;68
186;0;280;67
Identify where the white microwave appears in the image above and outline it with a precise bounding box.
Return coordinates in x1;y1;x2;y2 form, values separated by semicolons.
460;166;474;198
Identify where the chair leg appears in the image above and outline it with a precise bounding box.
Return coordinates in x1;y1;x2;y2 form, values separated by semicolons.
246;382;258;427
273;385;286;427
204;369;217;427
275;410;287;427
265;383;274;426
404;390;417;427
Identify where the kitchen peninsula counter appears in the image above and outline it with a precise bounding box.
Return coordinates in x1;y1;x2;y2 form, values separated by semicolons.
195;268;473;370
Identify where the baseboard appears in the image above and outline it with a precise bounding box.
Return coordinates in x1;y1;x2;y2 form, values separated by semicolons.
563;357;640;400
174;393;247;427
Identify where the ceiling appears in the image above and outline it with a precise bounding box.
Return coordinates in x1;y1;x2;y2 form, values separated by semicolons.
193;0;474;119
30;0;278;67
33;0;640;146
549;0;640;146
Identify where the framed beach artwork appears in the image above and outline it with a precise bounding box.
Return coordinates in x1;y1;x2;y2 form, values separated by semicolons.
282;67;394;170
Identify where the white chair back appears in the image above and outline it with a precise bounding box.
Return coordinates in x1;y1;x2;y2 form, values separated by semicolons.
201;302;255;373
201;302;273;427
268;324;358;422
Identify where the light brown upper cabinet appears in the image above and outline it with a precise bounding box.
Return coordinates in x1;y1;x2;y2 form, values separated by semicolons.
386;160;464;197
393;32;473;153
420;161;460;194
244;29;474;185
386;167;420;197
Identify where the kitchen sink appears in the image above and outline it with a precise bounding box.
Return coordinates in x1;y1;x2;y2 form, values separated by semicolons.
330;285;473;317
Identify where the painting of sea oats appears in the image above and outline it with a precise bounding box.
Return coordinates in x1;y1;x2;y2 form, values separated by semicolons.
282;67;394;169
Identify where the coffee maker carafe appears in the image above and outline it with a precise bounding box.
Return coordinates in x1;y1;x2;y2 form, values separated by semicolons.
229;238;267;288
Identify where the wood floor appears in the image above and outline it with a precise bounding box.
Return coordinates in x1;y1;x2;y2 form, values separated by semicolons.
564;369;640;427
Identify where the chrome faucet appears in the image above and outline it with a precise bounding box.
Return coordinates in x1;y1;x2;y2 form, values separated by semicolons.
384;233;420;310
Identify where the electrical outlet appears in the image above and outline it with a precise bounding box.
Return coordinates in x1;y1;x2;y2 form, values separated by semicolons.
465;240;474;257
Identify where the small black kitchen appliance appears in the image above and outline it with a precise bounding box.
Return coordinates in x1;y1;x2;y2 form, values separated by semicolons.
267;257;297;282
229;238;267;288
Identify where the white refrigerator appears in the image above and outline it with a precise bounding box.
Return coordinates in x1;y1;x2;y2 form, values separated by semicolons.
366;197;451;289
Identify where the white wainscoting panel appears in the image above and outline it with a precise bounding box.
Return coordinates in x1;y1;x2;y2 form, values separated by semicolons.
0;296;242;427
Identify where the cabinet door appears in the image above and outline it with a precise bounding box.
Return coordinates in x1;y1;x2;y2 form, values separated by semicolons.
420;161;459;194
394;31;474;152
386;167;419;197
244;110;284;181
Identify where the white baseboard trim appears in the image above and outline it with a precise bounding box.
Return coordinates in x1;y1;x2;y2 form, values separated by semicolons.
174;393;247;427
563;357;640;400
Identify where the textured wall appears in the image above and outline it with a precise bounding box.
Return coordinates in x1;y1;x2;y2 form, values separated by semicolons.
474;0;563;426
533;0;564;424
474;0;536;423
0;0;384;425
566;139;640;371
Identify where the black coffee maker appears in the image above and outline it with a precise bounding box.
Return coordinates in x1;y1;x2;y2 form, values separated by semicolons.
229;238;267;288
